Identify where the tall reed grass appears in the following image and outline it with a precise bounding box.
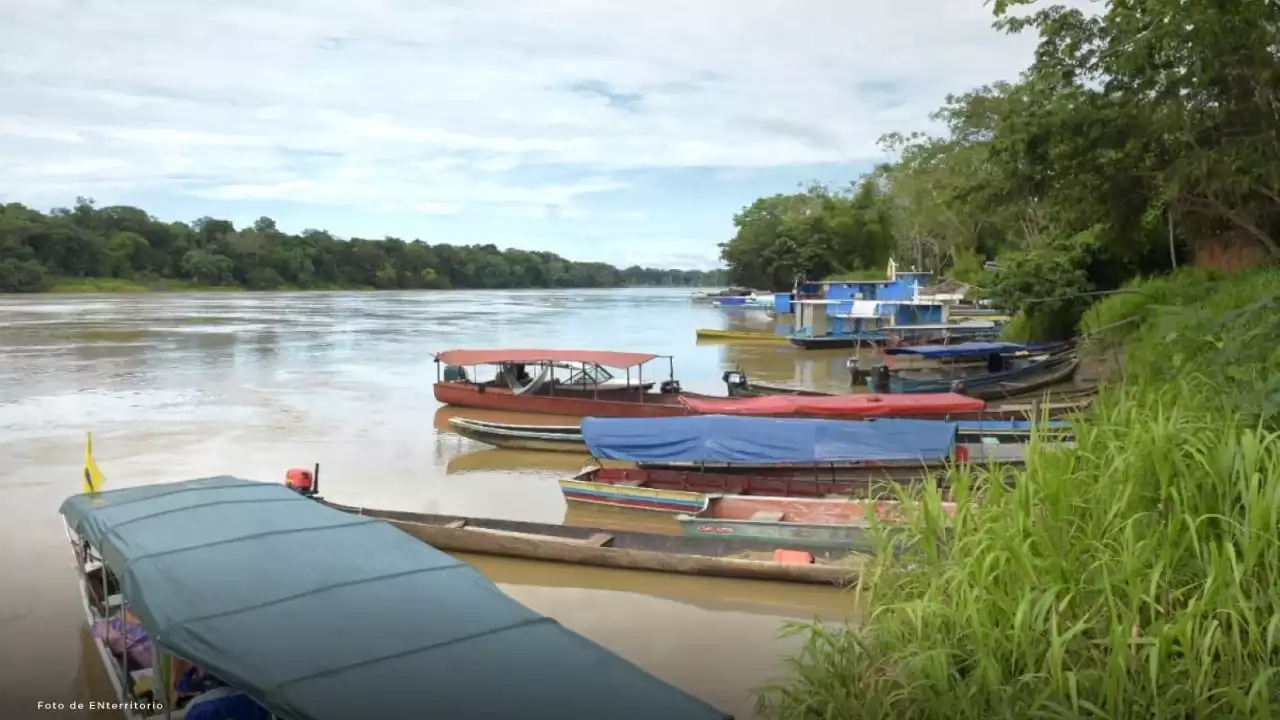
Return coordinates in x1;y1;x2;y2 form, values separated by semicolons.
757;268;1280;719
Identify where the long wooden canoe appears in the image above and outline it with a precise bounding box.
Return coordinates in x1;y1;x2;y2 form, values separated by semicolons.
676;495;959;552
322;501;860;586
448;417;584;452
695;328;791;344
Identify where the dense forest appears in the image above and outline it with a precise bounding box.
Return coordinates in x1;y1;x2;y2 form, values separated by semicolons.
720;0;1279;337
0;199;725;292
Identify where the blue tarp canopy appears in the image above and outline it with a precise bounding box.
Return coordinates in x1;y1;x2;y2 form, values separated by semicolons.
581;415;956;464
885;341;1027;358
60;477;731;720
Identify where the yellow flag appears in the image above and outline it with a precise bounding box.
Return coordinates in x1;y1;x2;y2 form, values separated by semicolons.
83;431;106;493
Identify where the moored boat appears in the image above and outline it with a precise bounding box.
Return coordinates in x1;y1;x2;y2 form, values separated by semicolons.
869;341;1080;400
719;374;1092;419
680;392;994;421
442;414;1070;461
695;328;790;343
61;476;735;720
675;495;959;552
433;348;698;418
322;501;860;586
448;416;583;452
580;414;1047;474
560;467;928;513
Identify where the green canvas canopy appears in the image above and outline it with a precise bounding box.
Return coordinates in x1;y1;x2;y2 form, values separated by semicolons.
61;476;732;720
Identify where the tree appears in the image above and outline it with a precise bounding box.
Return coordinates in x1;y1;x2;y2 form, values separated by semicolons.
0;200;727;292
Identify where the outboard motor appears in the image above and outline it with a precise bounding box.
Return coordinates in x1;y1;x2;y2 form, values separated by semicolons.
870;364;892;393
284;466;318;497
722;370;747;392
659;379;683;394
846;357;866;387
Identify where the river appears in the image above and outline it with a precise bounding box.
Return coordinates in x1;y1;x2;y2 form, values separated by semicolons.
0;288;864;719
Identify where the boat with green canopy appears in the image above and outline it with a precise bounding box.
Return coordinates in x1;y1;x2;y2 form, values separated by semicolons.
60;475;733;720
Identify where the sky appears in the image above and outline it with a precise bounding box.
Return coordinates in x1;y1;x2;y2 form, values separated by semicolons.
0;0;1049;269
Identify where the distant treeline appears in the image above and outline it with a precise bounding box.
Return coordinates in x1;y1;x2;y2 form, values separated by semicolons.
0;198;726;292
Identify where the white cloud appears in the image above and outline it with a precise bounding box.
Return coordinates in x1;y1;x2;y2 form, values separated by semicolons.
0;0;1071;219
621;211;648;221
413;202;462;215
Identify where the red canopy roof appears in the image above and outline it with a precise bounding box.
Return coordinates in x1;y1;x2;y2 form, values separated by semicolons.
679;393;985;418
435;348;661;369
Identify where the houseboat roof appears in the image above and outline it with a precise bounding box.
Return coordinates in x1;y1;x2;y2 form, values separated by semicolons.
435;348;664;368
581;415;957;464
59;477;731;720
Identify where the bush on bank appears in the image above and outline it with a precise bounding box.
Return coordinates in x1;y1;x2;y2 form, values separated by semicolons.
757;269;1280;719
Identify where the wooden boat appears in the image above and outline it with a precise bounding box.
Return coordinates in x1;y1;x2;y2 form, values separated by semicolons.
679;391;1067;422
722;370;831;398
434;349;1026;421
433;348;702;418
60;476;734;720
448;417;584;452
870;342;1079;400
322;501;860;586
695;328;790;343
559;466;947;513
874;355;1079;399
675;495;958;552
721;373;1093;418
444;415;1069;463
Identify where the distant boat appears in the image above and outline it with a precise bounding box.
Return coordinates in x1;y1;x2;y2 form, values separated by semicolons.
694;328;790;343
712;292;775;309
691;287;764;304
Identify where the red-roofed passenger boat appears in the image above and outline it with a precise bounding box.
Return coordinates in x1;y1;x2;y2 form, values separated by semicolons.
431;348;1058;421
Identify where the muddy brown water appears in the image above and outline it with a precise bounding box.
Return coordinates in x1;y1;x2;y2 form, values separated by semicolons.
0;289;866;719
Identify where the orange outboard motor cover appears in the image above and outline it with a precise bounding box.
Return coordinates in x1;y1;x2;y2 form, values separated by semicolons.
285;468;314;491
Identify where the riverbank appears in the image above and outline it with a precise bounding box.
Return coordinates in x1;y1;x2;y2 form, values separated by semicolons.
759;267;1280;718
36;278;721;293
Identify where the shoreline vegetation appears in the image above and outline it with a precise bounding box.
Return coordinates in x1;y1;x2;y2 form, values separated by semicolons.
736;0;1280;716
42;278;724;294
0;200;726;293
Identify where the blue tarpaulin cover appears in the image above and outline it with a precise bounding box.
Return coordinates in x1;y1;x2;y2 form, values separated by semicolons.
885;341;1027;358
60;477;732;720
581;415;956;464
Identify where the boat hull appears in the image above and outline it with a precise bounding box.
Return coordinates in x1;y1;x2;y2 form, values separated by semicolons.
679;515;867;549
558;477;711;513
448;417;585;452
434;381;691;418
560;467;926;512
323;502;857;586
695;329;790;343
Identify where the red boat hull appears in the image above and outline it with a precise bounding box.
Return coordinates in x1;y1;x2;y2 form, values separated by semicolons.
433;382;691;418
434;381;1053;422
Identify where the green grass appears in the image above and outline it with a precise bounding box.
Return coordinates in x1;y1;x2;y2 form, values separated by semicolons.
757;268;1280;719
